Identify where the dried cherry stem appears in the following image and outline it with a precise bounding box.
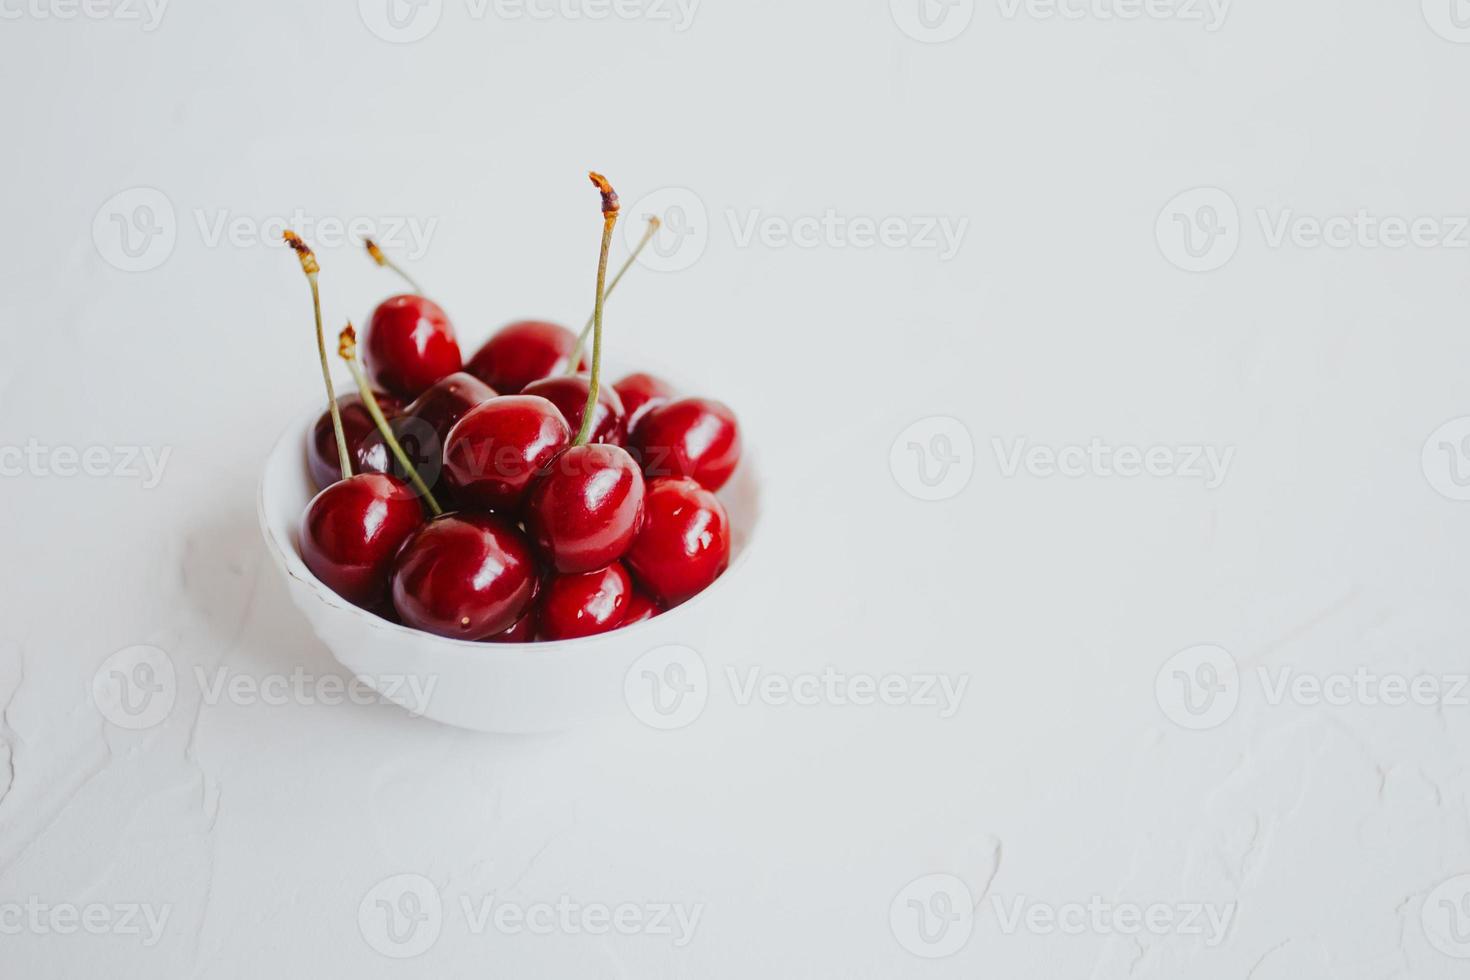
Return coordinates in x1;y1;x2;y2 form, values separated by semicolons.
574;172;620;447
338;324;444;516
284;230;351;481
565;214;659;374
364;237;425;295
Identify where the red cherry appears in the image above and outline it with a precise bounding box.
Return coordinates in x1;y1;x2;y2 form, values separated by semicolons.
391;514;538;639
525;444;645;574
625;478;731;606
368;372;497;498
287;232;427;608
300;473;424;608
364;294;463;398
399;371;498;440
631;398;741;492
522;374;627;446
442;395;571;512
613;372;675;440
538;562;633;640
466;321;586;394
487;608;537;643
308;392;402;490
522;173;647;575
622;590;662;625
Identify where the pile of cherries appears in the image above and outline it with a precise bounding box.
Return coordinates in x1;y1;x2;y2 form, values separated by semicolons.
289;173;741;642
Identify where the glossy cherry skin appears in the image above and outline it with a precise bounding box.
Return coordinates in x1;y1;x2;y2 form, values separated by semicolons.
300;473;424;608
630;398;741;492
307;392;402;490
364;294;463;398
538;562;633;641
522;375;627;446
466;321;585;394
622;590;662;626
487;608;537;643
625;478;732;606
443;395;572;512
390;513;538;639
367;372;497;497
613;372;675;440
525;444;646;574
400;371;498;440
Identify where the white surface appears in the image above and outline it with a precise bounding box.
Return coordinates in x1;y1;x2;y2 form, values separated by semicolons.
3;2;1470;977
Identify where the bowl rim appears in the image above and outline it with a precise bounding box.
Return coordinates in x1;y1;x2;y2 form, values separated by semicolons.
257;395;759;659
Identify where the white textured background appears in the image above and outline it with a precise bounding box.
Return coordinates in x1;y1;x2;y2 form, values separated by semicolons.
4;0;1470;976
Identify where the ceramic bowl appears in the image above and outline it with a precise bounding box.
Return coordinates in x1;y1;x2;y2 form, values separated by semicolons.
257;392;759;733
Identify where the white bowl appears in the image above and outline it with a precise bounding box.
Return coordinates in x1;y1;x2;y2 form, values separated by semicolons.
257;397;760;734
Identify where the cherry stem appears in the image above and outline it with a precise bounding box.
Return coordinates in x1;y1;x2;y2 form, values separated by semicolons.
364;238;425;295
565;215;659;374
285;231;351;481
338;325;444;516
574;173;620;447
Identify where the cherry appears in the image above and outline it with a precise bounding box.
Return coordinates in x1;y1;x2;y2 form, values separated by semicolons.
363;295;463;399
340;326;446;516
622;589;662;625
466;320;584;395
442;395;571;512
524;173;647;574
301;473;423;608
365;372;497;498
488;607;537;643
526;443;645;573
625;477;731;606
522;374;627;446
361;238;462;398
390;513;538;639
286;231;425;607
613;372;674;440
631;397;741;491
538;562;633;640
339;334;539;638
398;371;498;441
308;391;402;491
